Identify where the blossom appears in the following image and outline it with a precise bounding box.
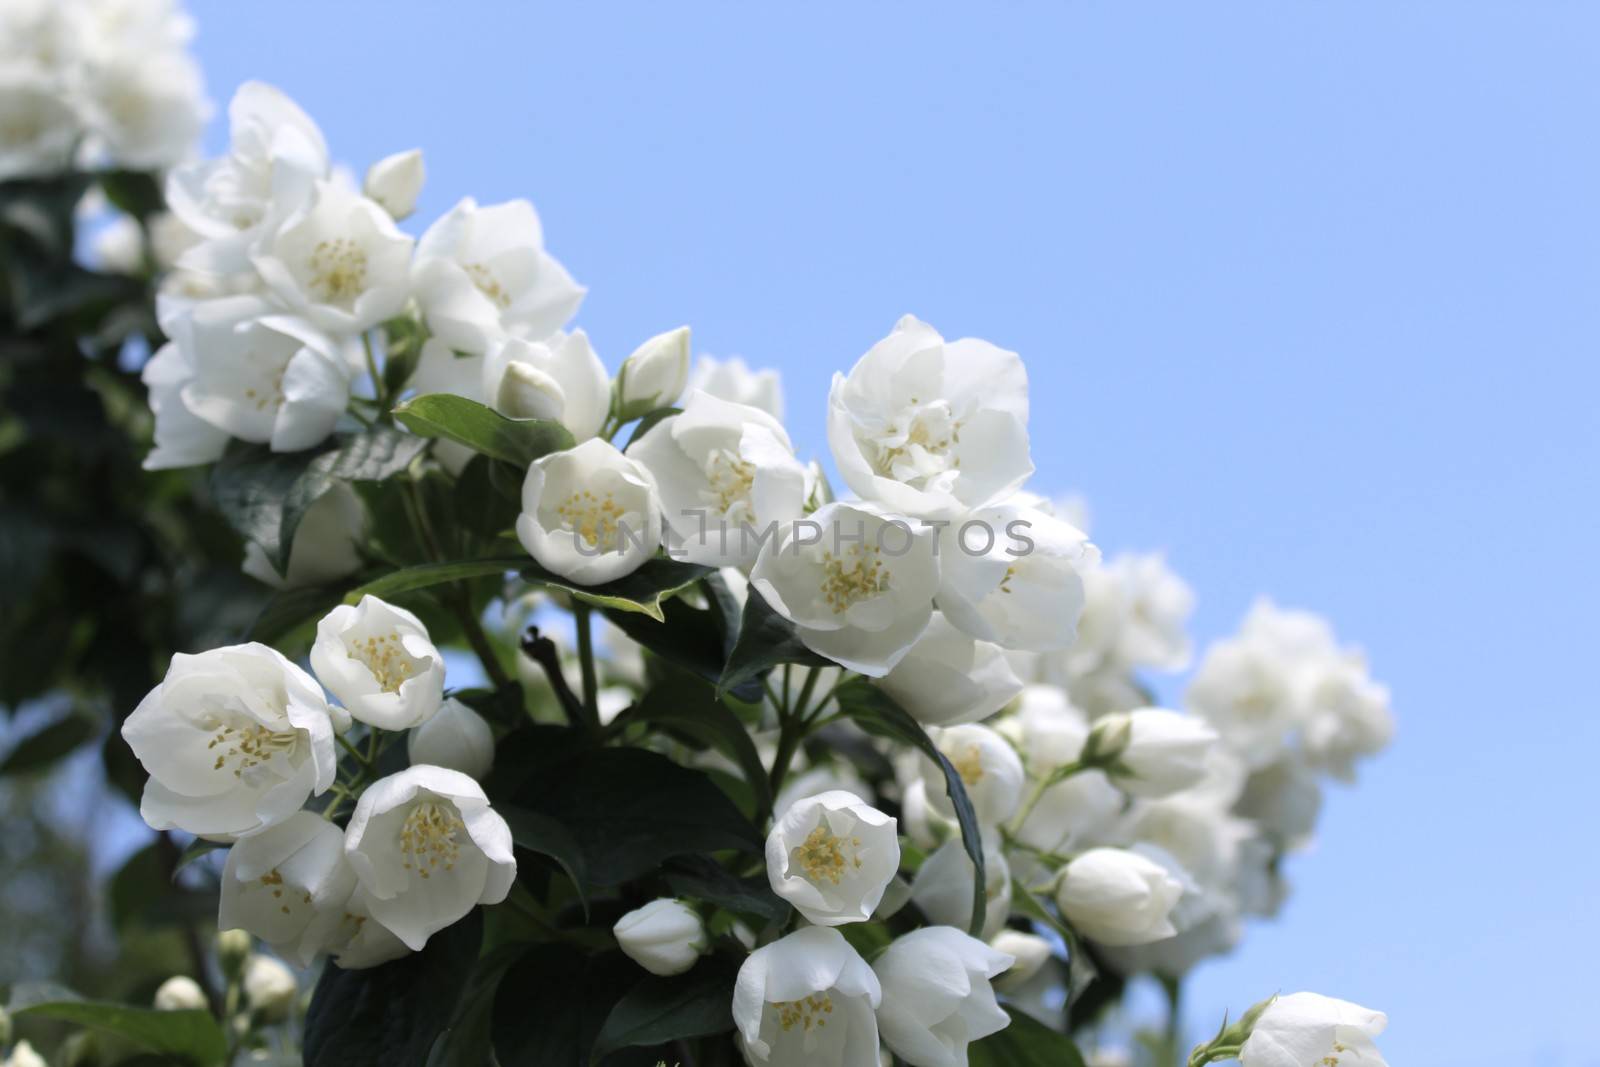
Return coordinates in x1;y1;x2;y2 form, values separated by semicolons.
1055;848;1184;946
872;927;1013;1067
516;438;664;585
412;196;584;356
1234;756;1322;849
481;331;610;440
364;148;424;220
630;390;809;567
614;326;691;418
919;723;1024;827
253;179;415;333
765;790;899;926
219;812;354;966
1239;993;1389;1067
1;1042;45;1067
827;315;1031;519
732;926;882;1067
241;955;297;1022
407;697;495;781
1073;552;1194;674
1086;708;1218;798
989;929;1053;992
875;613;1022;727
242;485;366;589
0;68;81;180
689;354;784;420
343;765;516;951
152;976;207;1012
909;837;1012;940
1000;687;1124;855
77;47;208;171
311;596;446;731
749;501;940;676
121;644;337;839
141;333;229;471
612;898;707;976
319;887;412;970
1185;635;1299;769
1298;655;1394;781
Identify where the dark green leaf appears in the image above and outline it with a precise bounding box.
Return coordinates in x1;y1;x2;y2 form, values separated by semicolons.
499;805;590;916
491;946;636;1067
619;675;773;820
173;838;228;877
393;394;573;467
0;712;97;774
718;588;831;695
9;985;227;1067
968;1007;1088;1067
344;558;523;604
523;557;712;623
593;956;739;1055
109;843;212;930
835;679;988;936
247;582;348;645
662;855;790;924
304;908;482;1067
601;580;761;702
454;454;523;540
423;944;525;1067
99;170;166;221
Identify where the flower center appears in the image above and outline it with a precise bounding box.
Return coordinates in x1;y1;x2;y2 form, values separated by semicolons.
463;262;511;308
258;867;314;916
702;449;757;519
951;743;986;787
399;801;464;879
346;630;418;693
774;993;834;1034
207;723;298;777
1318;1041;1351;1067
308;237;368;303
792;823;863;886
819;545;889;614
872;397;962;486
556;490;625;550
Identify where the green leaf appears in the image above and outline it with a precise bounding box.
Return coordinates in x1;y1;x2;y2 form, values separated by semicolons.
393;393;574;467
524;557;712;623
423;944;525;1067
304;908;482;1067
98;170;166;221
601;577;761;702
109;843;212;930
9;986;227;1066
247;581;348;646
717;587;832;695
592;956;740;1055
173;838;228;877
0;712;97;774
662;855;790;924
835;679;989;936
454;454;523;540
344;558;524;604
499;805;590;917
491;946;639;1067
618;675;774;820
514;746;761;886
968;1007;1088;1067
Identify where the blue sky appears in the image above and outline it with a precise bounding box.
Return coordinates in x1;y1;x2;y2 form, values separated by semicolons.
185;3;1600;1063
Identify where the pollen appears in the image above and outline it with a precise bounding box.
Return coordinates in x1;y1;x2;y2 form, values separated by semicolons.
307;237;369;303
703;449;757;516
463;262;511;309
792;824;864;886
207;722;298;778
556;489;626;550
775;993;834;1033
999;566;1017;594
819;545;890;614
347;630;415;693
951;743;986;787
398;801;465;878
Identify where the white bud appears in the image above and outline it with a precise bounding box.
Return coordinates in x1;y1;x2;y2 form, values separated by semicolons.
364;149;425;220
496;361;567;422
241;955;297;1023
153;975;208;1012
990;929;1054;992
1238;992;1390;1067
216;928;252;980
1056;848;1184;946
407;698;495;781
1089;708;1217;798
3;1040;46;1067
612;898;706;976
615;326;690;418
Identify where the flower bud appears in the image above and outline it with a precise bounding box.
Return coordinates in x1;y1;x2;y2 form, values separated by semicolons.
0;1007;12;1048
242;955;297;1023
1056;848;1183;946
1237;992;1389;1067
990;929;1053;992
364;149;425;220
153;975;208;1012
3;1041;44;1067
612;898;707;976
496;361;567;422
614;326;690;419
407;697;495;781
873;927;1012;1066
216;928;252;981
1088;708;1217;798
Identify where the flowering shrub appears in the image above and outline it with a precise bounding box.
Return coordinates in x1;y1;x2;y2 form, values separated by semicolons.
0;4;1396;1066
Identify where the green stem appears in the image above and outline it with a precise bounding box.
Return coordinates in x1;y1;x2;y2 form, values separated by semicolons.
791;667;823;724
335;734;369;768
574;602;600;733
1163;974;1184;1067
1008;759;1086;835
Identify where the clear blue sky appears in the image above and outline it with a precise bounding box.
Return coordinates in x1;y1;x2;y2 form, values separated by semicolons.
187;3;1600;1063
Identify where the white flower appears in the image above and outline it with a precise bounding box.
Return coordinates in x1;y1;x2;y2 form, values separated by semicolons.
407;697;495;781
1239;993;1389;1067
78;48;208;171
1000;687;1124;855
1299;656;1394;781
176;297;352;453
311;595;447;731
241;955;297;1022
253;179;414;333
481;331;610;440
0;68;81;180
364;148;424;220
242;485;366;589
167;81;328;276
122;644;338;839
766;790;899;926
936;503;1098;652
1073;552;1194;674
1;1042;46;1067
773;761;868;827
219;812;354;966
343;765;516;951
689;354;784;420
631;390;809;568
827;315;1031;520
141;334;229;471
1055;848;1184;946
1087;708;1217;798
412;196;584;356
989;929;1053;992
152;975;207;1011
919;724;1024;827
1235;757;1322;849
872;926;1012;1067
320;887;413;970
733;926;882;1067
615;326;691;417
875;613;1022;727
612;898;707;976
909;837;1011;940
1186;636;1299;769
749;501;940;677
516;438;664;585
